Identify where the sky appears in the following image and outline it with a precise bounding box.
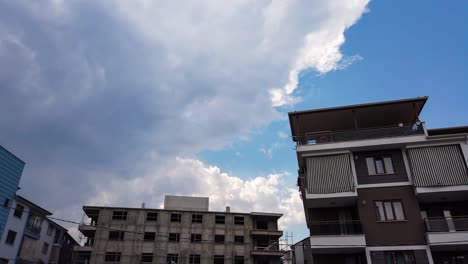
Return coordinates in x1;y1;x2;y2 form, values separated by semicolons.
0;0;466;243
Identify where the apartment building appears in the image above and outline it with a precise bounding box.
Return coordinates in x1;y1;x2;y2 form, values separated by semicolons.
0;195;77;264
75;195;283;264
288;97;468;264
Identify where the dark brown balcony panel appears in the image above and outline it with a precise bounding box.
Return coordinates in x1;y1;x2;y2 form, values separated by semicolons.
407;145;468;187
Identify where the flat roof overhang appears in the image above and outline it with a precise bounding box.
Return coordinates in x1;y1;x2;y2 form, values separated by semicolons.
289;97;428;141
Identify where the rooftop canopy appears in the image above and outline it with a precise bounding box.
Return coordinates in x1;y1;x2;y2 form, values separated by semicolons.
289;96;428;141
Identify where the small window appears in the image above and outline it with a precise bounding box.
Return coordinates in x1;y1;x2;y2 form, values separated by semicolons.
47;224;54;236
112;211;128;220
167;254;178;264
3;198;9;208
366;157;394;175
192;214;203;223
384;251;415;264
234;236;244;244
14;204;24;218
0;258;9;264
170;213;182;223
109;231;125;241
191;234;202;243
375;200;405;221
5;230;17;245
189;254;201;264
105;252;121;262
146;212;158;221
215;215;225;224
169;233;180;242
234;256;244;264
214;235;225;243
144;232;156;241
42;242;49;254
234;216;244;225
141;253;153;263
214;255;224;264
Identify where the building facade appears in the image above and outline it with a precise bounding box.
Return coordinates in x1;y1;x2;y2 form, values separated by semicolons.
75;196;283;264
0;195;77;264
0;145;25;241
288;97;468;264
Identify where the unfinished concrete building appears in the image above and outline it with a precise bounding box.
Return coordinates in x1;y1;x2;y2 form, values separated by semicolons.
74;196;283;264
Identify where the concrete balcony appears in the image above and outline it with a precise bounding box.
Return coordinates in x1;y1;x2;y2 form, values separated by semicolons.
78;223;97;230
74;244;93;252
251;247;283;257
309;220;366;253
24;223;41;240
250;229;283;237
425;217;468;249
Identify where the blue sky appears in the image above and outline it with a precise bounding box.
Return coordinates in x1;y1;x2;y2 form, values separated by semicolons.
0;0;466;242
199;0;468;239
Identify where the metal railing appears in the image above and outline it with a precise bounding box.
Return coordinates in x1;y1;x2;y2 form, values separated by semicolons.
309;220;363;236
26;223;42;234
424;216;468;232
295;124;424;145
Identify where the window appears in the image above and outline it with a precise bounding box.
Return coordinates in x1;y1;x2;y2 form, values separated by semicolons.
112;211;128;220
0;258;8;264
366;157;394;175
146;212;158;221
384;251;415;264
192;214;203;223
214;255;224;264
189;254;201;264
191;234;202;243
215;215;225;224
141;253;153;263
169;233;180;242
5;230;16;245
170;213;181;223
14;204;24;218
234;236;244;244
47;224;54;236
234;257;244;264
234;216;244;225
167;254;178;264
105;252;121;262
54;229;61;243
256;221;268;229
375;201;405;221
3;198;9;207
109;231;125;241
144;232;156;241
42;242;49;254
214;235;225;243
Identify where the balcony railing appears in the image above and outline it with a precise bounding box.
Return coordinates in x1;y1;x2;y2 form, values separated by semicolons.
295;124;424;145
309;220;363;236
26;223;42;234
424;216;468;232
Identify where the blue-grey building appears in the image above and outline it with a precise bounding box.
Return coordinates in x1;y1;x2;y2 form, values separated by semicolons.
0;145;25;240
